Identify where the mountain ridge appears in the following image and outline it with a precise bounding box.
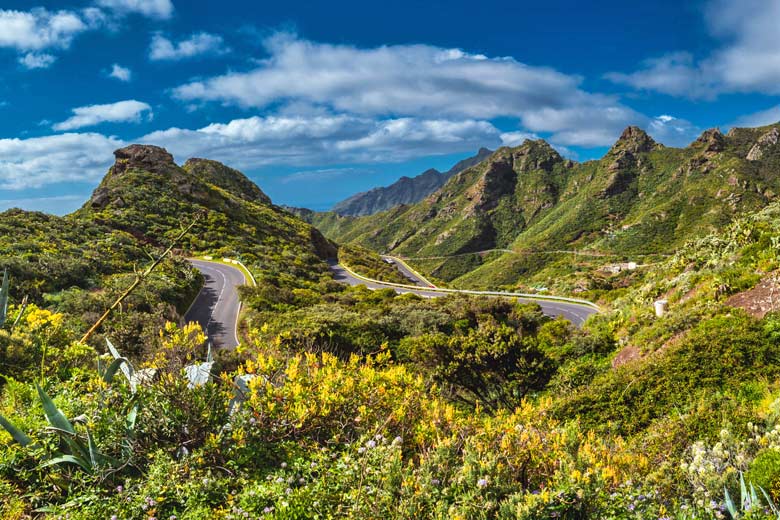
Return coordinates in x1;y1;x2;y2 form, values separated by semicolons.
331;147;493;216
312;123;780;290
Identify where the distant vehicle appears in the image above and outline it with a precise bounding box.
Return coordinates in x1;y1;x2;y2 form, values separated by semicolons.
408;277;418;283
384;259;395;264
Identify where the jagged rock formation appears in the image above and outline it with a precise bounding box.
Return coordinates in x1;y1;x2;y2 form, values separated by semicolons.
82;144;336;262
332;148;493;216
312;123;780;287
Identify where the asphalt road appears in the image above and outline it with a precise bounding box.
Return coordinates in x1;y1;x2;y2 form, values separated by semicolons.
185;260;246;349
329;261;598;326
380;255;433;287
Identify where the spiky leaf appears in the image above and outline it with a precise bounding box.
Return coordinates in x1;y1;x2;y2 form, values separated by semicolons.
36;384;75;435
0;269;8;326
0;414;32;446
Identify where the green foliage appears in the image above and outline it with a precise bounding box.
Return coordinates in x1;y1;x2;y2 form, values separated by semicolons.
337;243;408;284
747;450;780;501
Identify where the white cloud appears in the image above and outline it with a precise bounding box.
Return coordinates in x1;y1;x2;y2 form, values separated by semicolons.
142;114;500;167
0;133;123;189
109;63;132;81
96;0;174;20
18;52;57;69
606;0;780;98
172;32;642;147
53;100;153;131
0;8;87;51
149;32;225;61
646;114;700;147
731;105;780;128
499;131;539;147
0;113;502;190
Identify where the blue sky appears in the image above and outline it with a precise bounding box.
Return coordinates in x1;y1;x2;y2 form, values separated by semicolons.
0;0;779;213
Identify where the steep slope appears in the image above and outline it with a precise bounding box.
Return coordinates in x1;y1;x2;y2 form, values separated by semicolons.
315;124;780;288
331;147;493;216
77;144;335;279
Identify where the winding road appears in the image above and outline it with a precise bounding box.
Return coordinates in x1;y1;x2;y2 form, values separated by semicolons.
329;261;599;326
185;260;247;349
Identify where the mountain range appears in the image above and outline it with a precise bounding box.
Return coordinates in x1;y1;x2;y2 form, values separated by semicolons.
331;147;493;216
312;123;780;289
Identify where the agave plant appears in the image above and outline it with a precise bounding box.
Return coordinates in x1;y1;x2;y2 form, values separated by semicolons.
724;472;780;519
0;383;137;479
0;269;9;327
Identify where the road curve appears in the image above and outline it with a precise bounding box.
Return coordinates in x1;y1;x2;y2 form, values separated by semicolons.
185;260;247;348
329;261;598;327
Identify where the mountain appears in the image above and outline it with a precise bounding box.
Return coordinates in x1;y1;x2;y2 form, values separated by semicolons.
1;144;336;351
331;147;493;216
313;123;780;289
78;144;335;271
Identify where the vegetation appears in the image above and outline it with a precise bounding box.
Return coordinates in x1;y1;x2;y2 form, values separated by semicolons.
313;124;780;298
5;135;780;517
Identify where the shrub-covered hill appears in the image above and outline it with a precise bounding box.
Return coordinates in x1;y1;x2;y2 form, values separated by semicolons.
314;123;780;289
76;145;335;280
4;192;780;518
0;144;336;356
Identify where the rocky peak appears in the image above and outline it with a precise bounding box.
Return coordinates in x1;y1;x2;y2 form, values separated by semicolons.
112;144;176;176
610;126;659;155
183;158;271;204
512;139;563;172
747;127;780;161
695;128;726;152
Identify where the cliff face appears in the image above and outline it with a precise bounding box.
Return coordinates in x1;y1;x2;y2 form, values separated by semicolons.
331;148;493;216
313;123;780;285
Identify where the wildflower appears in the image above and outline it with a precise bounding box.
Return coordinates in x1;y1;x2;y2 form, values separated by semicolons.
310;462;317;468
263;507;274;513
111;516;118;520
431;478;441;486
477;478;488;488
170;516;178;520
393;436;402;445
358;447;366;454
366;440;376;449
116;485;123;493
280;462;287;468
299;478;306;484
276;477;285;483
286;488;292;495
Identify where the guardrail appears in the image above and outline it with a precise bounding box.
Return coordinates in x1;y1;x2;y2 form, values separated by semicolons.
338;262;601;312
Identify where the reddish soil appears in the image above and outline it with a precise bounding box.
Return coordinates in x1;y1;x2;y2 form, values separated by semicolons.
725;273;780;318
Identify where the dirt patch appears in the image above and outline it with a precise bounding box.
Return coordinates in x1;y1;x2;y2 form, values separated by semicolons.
612;345;641;368
725;273;780;318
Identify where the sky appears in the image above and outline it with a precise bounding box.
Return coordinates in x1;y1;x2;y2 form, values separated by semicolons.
0;0;779;213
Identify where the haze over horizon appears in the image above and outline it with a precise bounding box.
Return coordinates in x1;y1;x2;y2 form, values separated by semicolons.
1;0;779;214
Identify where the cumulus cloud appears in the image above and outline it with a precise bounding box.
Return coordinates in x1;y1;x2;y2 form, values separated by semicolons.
0;8;88;51
0;112;503;190
141;114;500;167
499;131;540;147
606;0;780;98
172;32;642;147
109;63;132;81
53;100;153;131
96;0;174;20
0;133;123;189
149;32;225;61
646;114;700;147
18;52;57;69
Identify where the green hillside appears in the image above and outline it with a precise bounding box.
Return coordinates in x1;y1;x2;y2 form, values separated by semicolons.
314;124;780;292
